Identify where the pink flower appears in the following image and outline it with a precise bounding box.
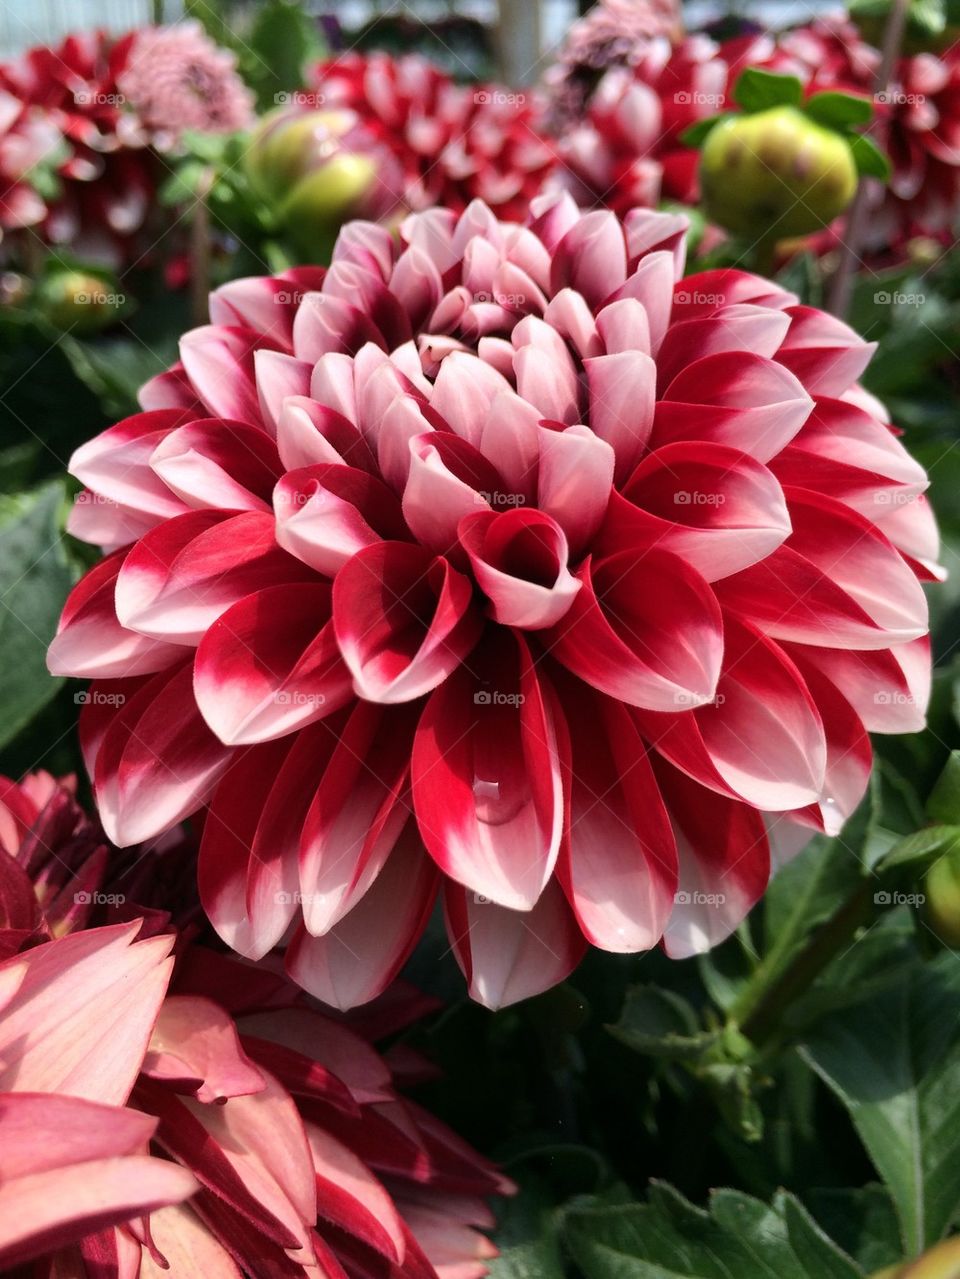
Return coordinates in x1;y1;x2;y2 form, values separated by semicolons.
0;778;511;1277
0;926;198;1269
311;52;558;220
50;196;938;1009
117;21;254;140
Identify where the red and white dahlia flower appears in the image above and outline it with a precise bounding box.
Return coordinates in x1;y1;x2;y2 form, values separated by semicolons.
310;52;557;220
0;774;511;1277
49;195;938;1010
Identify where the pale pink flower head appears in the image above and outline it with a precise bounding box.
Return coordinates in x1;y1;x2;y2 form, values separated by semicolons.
0;814;511;1277
117;20;254;139
50;195;938;1010
0;89;62;229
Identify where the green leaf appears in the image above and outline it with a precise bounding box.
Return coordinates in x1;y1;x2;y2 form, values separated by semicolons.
849;133;892;181
874;825;960;875
800;954;960;1254
0;482;77;750
679;114;731;147
806;1187;905;1275
488;1179;566;1279
563;1182;864;1278
733;69;804;113
609;986;720;1062
158;160;212;207
926;752;960;824
805;91;874;129
241;0;326;113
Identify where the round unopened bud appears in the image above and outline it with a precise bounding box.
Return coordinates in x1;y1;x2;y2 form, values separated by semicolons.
699;105;859;239
871;1237;960;1277
37;270;123;335
925;844;960;948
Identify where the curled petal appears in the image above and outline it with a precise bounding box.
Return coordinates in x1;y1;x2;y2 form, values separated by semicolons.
70;409;195;520
776;305;876;396
402;433;503;557
535;423;615;558
149;418;280;512
459;508;580;630
584;350;656;484
277;397;376;473
333;542;481;704
546;549;723;711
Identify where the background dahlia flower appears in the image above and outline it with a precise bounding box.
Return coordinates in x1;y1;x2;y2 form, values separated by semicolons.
0;89;62;231
0;31;156;264
116;20;254;141
310;52;557;219
49;195;938;1010
0;773;511;1277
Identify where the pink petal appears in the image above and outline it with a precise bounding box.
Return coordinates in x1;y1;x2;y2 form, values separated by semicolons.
148;418;280;512
277;398;375;473
0;923;174;1103
306;1124;406;1262
459;508;581;629
785;637;930;734
274;463;407;576
116;510;312;645
143;995;265;1103
48;552;185;680
254;351;313;436
584;350;656;483
546;548;723;711
70;409;195;520
286;830;439;1010
180;325;276;424
776;305;876;396
333;542;481;703
535;423;615;557
194;583;352;745
412;630;564;910
94;662;234;845
443;878;586;1010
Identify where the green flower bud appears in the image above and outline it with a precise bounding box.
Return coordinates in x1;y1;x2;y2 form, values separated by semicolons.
925;844;960;948
871;1237;960;1277
699;105;859;239
245;107;402;254
36;270;125;335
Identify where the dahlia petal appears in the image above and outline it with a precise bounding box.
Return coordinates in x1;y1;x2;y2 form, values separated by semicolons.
654;761;771;958
94;662;233;845
378;394;436;492
585;351;656;483
139;364;204;414
671;268;793;318
785;637;930;733
286;831;438;1010
402;433;504;556
333;543;481;704
596;298;651;355
430;352;513;448
298;702;418;935
208;271;325;347
180;325;270;424
776;305;876;396
148;418;280;512
306;1124;406;1262
0;923;174;1103
655;351;813;461
618;441;792;580
136;1203;243;1279
611;251;676;353
536;423;615;557
292;291;381;361
412;631;563;910
69;409;195;519
143;995;265;1103
310;351;359;423
66;492;163;552
0;1098;195;1271
551;209;628;309
638;617;827;811
274;463;407;576
543;288;602;359
443;878;586;1010
547;548;723;711
48;552;185;680
254;350;313;436
478;391;540;503
514;329;580;424
555;681;677;952
195;583;352;745
116;510;311;645
459;508;581;629
390;246;443;331
624;207;689;274
873;491;944;581
786;655;872;835
332;221;395;280
277;397;376;473
655;303;792;392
